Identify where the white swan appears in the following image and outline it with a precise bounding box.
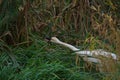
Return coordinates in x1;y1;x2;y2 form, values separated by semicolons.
46;37;117;63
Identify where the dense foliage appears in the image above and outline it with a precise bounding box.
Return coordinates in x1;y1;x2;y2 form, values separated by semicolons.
0;0;120;80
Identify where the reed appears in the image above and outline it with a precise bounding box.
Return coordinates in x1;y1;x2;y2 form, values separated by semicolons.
0;0;120;80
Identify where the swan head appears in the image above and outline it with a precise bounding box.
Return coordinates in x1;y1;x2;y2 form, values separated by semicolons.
45;37;61;43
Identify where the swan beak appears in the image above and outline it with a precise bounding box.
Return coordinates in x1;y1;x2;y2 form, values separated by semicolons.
45;37;51;43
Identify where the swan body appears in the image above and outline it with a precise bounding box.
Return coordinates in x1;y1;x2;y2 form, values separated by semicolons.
76;50;117;60
48;37;117;61
46;37;118;72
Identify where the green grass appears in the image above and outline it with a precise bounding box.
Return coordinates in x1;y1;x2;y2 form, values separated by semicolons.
0;0;120;80
0;37;120;80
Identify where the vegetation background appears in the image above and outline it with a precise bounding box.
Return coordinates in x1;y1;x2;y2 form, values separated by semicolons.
0;0;120;80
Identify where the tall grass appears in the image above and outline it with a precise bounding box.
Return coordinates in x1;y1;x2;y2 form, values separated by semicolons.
0;0;120;80
1;38;119;80
1;37;120;80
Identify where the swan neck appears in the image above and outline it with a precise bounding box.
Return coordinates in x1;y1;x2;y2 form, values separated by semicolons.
57;41;80;51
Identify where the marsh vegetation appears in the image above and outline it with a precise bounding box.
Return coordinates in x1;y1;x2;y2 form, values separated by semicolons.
0;0;120;80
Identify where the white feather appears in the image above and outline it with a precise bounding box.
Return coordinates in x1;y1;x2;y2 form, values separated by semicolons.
50;37;117;63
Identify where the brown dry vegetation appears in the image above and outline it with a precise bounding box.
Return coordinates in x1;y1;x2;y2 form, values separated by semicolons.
0;0;120;80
